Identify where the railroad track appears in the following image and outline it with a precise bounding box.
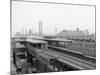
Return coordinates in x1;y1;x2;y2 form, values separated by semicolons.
47;49;95;66
25;44;95;69
43;48;95;69
48;45;95;62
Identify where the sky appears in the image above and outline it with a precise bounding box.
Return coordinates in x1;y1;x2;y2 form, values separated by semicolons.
12;1;95;35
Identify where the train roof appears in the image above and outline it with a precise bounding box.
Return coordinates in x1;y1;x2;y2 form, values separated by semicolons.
25;39;47;44
46;38;73;42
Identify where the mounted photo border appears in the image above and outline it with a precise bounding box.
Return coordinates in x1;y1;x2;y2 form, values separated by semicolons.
10;0;96;75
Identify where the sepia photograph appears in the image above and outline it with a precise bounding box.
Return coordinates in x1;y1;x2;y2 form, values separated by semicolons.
11;0;96;74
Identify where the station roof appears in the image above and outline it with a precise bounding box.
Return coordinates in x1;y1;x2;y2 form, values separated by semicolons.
44;35;57;38
46;38;73;42
14;39;25;42
25;39;47;44
12;34;27;38
27;35;44;40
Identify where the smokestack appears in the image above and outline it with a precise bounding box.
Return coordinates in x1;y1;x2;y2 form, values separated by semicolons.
55;26;57;35
39;20;42;36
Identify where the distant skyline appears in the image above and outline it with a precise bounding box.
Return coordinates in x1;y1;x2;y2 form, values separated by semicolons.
12;1;95;35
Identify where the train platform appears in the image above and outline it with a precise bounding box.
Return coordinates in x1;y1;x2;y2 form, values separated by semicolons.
48;45;83;55
48;45;96;62
43;48;96;70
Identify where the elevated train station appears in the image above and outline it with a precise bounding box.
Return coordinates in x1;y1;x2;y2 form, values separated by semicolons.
11;35;96;74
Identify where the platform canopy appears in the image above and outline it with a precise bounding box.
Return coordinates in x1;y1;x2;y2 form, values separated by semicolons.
46;38;73;42
25;39;47;44
14;38;25;42
27;35;44;40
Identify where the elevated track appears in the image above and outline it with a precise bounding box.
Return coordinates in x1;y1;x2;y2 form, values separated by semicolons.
42;47;96;70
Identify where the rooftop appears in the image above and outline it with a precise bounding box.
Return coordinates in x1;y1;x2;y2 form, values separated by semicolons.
25;39;47;44
46;38;73;42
